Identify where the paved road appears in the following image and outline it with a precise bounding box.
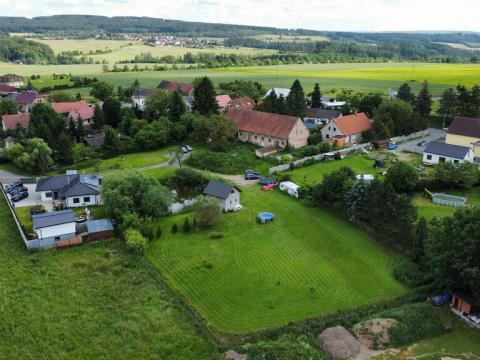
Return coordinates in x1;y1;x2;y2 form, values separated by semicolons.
393;128;445;154
0;169;22;185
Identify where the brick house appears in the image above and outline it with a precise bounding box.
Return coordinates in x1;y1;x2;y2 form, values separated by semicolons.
226;108;309;150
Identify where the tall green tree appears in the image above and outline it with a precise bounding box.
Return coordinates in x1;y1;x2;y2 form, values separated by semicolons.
144;90;170;120
55;132;74;164
359;92;383;117
102;96;121;128
102;125;121;156
471;84;480;118
6;138;53;174
75;117;87;142
92;103;105;130
439;88;457;120
311;83;322;108
192;76;219;116
286;79;306;118
312;167;355;211
397;83;416;106
169;90;186;122
0;99;17;115
373;99;416;137
416;80;432;118
276;94;287;115
29;103;65;149
384;162;419;194
410;217;428;264
456;85;472;117
263;89;278;113
90;81;114;101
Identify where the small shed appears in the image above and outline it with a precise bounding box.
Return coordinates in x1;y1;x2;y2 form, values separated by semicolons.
373;139;390;149
203;180;241;212
451;291;480;315
86;219;114;241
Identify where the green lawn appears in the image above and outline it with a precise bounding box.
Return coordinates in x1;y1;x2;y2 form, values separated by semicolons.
0;197;218;359
1;63;479;94
142;166;177;179
147;186;407;334
283;155;376;186
30;75;73;89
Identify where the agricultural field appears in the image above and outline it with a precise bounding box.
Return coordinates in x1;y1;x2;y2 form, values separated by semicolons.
0;197;218;359
27;38;135;54
1;63;479;94
283;155;376;186
147;186;407;334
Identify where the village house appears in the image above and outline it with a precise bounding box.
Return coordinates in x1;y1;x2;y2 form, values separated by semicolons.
0;74;25;88
31;210;77;249
226;108;309;153
423;141;474;165
445;116;480;158
7;91;45;112
227;96;255;111
304;108;341;126
1;113;30;131
131;88;158;109
36;172;103;208
215;94;232;111
203;180;241;212
321;96;346;109
321;112;371;147
0;84;18;97
158;80;193;96
52;101;94;126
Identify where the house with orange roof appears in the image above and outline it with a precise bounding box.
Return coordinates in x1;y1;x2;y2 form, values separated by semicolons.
321;112;371;147
226;108;309;151
216;94;232;111
52;101;94;126
1;113;30;131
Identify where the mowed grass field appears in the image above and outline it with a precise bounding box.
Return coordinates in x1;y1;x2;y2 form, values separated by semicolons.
0;197;218;359
1;62;479;94
147;186;407;334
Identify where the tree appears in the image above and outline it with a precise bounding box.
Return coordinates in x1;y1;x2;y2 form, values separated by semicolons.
471;84;480;118
102;126;121;156
92;103;105;130
183;218;191;233
124;228;148;254
49;91;73;102
344;179;369;222
75;92;82;101
218;79;265;102
90;81;114;101
6;138;53;174
192;76;219;116
102;169;172;223
163;167;208;198
397;83;416;106
75;117;87;142
311;167;355;211
193;196;219;227
144;90;170;120
373;99;416;137
439;88;457;120
134;118;171;151
72;143;95;163
433;162;479;189
0;99;17;115
191;113;237;150
102;96;121;127
263;89;278;113
416;80;432;118
311;83;322;108
359;93;383;117
29;103;66;150
276;94;287;115
55;132;74;164
169;90;186;122
410;217;428;264
384;162;419;194
286;79;306;118
456;85;472;117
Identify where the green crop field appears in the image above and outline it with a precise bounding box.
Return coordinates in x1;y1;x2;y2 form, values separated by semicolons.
0;197;217;359
1;62;479;94
28;38;136;54
147;186;407;334
283;155;376;186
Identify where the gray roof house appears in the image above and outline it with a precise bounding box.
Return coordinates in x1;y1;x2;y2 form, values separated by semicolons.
305;108;341;125
36;172;103;207
30;210;77;249
32;210;76;229
423;141;474;165
203;180;242;212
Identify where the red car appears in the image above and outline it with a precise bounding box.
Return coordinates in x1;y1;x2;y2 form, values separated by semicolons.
261;184;277;191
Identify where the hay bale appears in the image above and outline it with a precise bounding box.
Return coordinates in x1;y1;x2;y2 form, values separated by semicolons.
318;326;360;358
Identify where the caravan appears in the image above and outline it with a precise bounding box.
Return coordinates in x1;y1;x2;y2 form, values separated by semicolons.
279;181;300;198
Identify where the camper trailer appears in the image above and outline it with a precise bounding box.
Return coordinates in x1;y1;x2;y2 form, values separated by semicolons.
279;181;300;198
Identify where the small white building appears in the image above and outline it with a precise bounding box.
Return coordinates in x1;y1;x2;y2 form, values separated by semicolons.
203;180;241;212
32;210;76;246
423;141;474;165
279;181;300;198
131;88;157;110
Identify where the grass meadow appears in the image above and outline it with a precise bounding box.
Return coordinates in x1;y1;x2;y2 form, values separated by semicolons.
146;186;407;334
0;196;218;359
1;62;479;94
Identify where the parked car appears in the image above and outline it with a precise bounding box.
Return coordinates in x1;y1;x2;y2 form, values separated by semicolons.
11;191;28;202
185;145;193;151
181;146;189;154
245;171;261;180
10;186;28;196
388;142;397;150
6;181;23;193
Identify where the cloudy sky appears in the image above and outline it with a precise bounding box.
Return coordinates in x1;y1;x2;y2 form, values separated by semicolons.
1;0;479;32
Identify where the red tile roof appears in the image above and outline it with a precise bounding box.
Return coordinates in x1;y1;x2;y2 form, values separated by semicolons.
52;101;90;114
1;113;30;130
228;96;255;111
69;107;94;121
158;81;192;96
333;112;371;136
448;116;480;138
226;108;299;139
216;94;232;108
0;84;17;93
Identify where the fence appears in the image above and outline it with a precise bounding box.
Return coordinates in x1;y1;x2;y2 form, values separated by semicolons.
0;183;30;250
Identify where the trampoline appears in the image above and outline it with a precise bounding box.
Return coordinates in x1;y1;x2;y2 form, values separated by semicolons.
257;212;275;224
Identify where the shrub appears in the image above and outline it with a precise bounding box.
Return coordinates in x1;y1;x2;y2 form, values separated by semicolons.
210;232;224;239
193;196;219;228
393;260;425;287
289;162;295;170
183;217;191;233
124;228;148;254
171;223;178;233
155;225;162;238
278;173;292;182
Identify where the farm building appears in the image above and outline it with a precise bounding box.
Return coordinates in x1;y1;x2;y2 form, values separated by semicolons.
227;96;255;111
30;210;78;249
451;291;480;315
0;74;24;88
1;113;29;131
203;180;241;212
131;88;157;109
304;108;341;126
215;94;232;111
445;116;480;157
227;108;309;150
7;91;45;112
86;219;114;241
36;172;103;207
321;112;371;147
423;141;474;164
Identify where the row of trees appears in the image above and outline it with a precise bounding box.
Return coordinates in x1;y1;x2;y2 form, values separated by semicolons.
439;84;480;120
261;79;308;118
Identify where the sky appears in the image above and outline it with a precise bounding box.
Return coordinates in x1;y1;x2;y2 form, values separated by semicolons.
1;0;479;32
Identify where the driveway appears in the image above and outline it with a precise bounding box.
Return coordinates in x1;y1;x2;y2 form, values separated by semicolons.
0;169;22;184
7;183;42;208
393;128;445;154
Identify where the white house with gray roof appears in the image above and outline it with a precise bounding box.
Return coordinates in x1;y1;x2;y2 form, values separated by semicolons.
423;141;474;165
31;210;77;249
203;180;241;212
36;172;103;207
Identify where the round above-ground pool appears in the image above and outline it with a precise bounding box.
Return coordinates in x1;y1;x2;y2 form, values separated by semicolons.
257;212;275;223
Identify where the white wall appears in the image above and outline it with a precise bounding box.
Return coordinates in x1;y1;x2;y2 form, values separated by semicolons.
35;222;76;240
223;190;240;211
65;195;98;208
423;150;473;165
321;120;344;141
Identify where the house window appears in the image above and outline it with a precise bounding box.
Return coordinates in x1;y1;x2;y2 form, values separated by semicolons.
255;135;258;139
73;198;80;204
326;134;330;139
333;127;337;131
54;236;60;241
261;136;264;140
454;159;459;164
439;157;446;163
83;197;91;203
268;138;271;142
45;192;52;198
328;127;331;130
426;154;432;160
